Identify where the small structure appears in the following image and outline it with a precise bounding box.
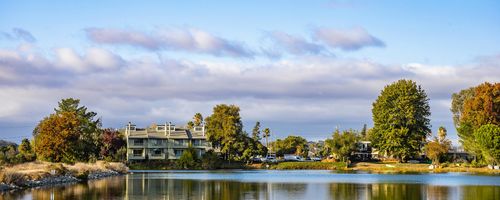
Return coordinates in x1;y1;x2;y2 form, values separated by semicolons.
353;141;378;161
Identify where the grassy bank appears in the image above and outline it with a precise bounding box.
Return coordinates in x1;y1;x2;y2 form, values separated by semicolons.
128;161;254;170
268;162;347;170
0;161;128;188
351;162;500;174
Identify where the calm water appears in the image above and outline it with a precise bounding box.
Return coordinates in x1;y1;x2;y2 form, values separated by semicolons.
2;170;500;200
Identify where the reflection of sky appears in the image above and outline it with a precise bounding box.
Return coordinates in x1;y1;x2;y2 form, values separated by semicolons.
129;170;500;186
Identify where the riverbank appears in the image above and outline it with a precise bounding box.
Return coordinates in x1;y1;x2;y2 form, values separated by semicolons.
350;162;500;174
0;161;128;192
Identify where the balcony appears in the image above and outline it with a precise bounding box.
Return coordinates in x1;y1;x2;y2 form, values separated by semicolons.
148;154;166;160
128;153;145;160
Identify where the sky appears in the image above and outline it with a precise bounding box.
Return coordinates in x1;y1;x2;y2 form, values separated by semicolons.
0;0;499;144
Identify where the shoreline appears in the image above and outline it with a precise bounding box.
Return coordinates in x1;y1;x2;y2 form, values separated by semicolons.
0;161;128;193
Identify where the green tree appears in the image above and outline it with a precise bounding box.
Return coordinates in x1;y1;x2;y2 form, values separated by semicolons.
193;113;203;126
474;124;500;165
205;104;243;160
201;150;220;169
331;130;359;163
263;128;270;149
371;79;431;162
18;138;36;162
252;122;261;141
176;146;200;169
424;126;451;164
360;124;367;139
270;135;308;157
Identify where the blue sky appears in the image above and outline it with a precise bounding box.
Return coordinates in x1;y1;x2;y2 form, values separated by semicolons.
0;0;499;144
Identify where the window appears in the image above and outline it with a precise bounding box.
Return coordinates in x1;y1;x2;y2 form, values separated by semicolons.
194;127;203;131
133;139;144;145
133;149;143;156
157;126;165;131
174;149;184;157
151;139;163;146
193;139;204;146
151;149;162;156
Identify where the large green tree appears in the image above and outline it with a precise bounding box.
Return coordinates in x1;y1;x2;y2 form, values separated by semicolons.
205;104;243;160
371;79;431;162
452;82;500;160
251;122;261;141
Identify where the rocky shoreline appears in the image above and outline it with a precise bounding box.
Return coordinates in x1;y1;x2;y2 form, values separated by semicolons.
0;170;125;192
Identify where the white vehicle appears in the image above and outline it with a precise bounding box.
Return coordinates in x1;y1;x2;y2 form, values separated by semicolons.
311;157;322;162
284;154;302;161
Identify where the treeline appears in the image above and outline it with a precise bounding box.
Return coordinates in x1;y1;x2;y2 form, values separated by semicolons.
1;98;127;165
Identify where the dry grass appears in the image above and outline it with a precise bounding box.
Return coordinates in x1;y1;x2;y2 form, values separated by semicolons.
0;161;128;185
351;162;500;174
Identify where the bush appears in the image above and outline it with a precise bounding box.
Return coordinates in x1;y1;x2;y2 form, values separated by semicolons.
176;148;200;169
271;162;346;170
201;150;220;169
45;163;67;175
0;171;27;186
104;162;129;174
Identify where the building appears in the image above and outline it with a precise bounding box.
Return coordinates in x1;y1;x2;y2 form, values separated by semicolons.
353;141;378;161
125;122;211;161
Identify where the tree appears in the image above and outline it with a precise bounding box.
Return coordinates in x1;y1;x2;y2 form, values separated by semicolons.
360;124;367;139
18;138;36;162
252;122;261;141
33;111;81;163
474;124;500;165
100;129;126;161
205;104;243;160
331;130;359;163
371;79;431;162
270;135;308;157
424;126;451;165
176;146;200;169
193;113;203;126
263;128;270;149
452;82;500;159
33;98;102;163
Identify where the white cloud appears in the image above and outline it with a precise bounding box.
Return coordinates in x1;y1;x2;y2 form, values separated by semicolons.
314;27;385;50
86;27;255;58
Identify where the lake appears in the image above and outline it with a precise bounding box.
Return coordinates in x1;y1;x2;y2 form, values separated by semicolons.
2;170;500;200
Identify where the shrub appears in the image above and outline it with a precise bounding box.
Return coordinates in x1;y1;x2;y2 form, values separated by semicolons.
201;150;220;169
0;171;27;186
176;147;200;169
46;163;67;175
271;162;346;170
105;162;129;174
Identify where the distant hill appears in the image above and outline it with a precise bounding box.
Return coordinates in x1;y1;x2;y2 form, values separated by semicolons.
0;140;17;147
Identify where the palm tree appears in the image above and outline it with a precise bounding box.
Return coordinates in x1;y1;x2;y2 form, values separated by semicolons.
263;128;270;150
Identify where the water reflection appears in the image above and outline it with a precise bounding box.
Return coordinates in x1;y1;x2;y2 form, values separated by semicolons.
1;172;500;200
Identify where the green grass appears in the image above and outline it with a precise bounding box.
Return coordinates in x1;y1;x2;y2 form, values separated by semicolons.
270;162;347;170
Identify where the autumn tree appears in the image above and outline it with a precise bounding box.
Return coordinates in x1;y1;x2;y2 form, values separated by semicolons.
33;98;102;163
424;126;451;165
100;129;126;161
33;111;81;163
371;79;431;162
452;82;500;160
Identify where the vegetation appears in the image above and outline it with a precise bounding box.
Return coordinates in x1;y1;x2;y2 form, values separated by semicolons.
205;104;267;162
474;124;500;165
100;129;126;162
424;127;451;165
452;82;499;164
269;135;308;157
176;147;200;169
329;129;359;163
371;79;431;162
269;162;346;170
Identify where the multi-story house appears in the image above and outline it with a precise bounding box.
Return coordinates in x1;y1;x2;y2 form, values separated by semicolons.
125;122;211;161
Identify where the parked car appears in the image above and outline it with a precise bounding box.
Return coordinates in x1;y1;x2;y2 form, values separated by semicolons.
262;155;277;163
311;157;322;162
284;154;302;161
